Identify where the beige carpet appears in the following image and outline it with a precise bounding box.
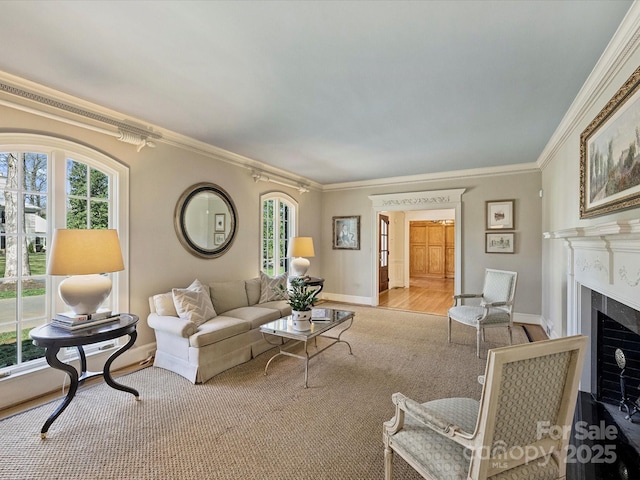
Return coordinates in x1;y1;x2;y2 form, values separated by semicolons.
0;304;528;480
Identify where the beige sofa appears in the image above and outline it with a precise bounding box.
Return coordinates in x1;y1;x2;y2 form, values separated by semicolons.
147;275;291;384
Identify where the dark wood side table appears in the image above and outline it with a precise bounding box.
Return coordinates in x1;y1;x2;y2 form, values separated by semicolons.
29;313;140;438
302;276;325;300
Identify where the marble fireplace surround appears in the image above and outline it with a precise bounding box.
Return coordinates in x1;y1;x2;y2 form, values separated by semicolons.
545;219;640;393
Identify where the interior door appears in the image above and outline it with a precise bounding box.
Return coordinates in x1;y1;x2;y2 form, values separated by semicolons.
379;214;389;292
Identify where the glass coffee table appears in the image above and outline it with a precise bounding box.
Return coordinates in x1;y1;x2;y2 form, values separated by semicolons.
260;308;354;388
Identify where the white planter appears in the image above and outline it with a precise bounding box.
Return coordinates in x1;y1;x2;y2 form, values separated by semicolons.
292;310;312;331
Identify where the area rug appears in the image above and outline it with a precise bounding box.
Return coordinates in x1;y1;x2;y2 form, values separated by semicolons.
0;304;528;480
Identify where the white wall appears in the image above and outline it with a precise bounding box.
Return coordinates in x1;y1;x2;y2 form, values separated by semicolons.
320;171;543;316
540;6;640;338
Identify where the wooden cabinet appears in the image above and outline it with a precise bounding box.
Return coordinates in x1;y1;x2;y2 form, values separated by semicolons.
409;221;455;278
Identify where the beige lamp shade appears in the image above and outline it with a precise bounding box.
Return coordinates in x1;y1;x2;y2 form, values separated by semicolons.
47;229;124;275
47;229;124;315
287;237;314;277
287;237;315;258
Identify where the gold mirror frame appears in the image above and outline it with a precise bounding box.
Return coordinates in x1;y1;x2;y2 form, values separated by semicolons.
174;182;238;258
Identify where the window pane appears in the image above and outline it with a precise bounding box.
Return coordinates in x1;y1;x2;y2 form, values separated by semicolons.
0;322;17;368
67;198;87;228
0;280;17;326
20;319;46;364
66;160;87;195
90;168;108;198
21;278;46;321
90;200;109;229
23;153;48;194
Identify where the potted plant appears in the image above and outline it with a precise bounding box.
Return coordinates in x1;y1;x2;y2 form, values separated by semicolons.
275;277;317;331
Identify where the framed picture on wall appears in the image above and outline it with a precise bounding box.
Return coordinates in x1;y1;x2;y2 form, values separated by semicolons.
486;199;514;230
214;233;225;245
332;215;360;250
580;65;640;218
486;232;514;254
214;213;225;232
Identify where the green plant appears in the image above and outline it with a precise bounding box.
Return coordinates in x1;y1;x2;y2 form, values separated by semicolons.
275;277;317;312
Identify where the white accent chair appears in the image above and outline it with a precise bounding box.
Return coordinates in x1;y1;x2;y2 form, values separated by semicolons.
448;268;518;358
383;335;588;480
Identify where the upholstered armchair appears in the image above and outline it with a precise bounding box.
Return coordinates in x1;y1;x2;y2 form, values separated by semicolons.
448;269;518;357
383;335;588;480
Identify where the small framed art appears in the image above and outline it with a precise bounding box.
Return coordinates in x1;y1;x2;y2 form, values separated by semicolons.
486;232;514;254
332;215;360;250
214;233;225;245
215;213;225;232
486;199;514;230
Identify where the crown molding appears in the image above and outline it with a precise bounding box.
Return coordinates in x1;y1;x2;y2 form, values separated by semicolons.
537;2;640;171
322;162;540;192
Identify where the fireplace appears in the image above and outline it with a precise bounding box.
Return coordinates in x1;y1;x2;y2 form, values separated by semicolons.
545;220;640;478
592;292;640;409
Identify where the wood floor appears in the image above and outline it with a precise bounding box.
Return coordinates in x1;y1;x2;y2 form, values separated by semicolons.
378;277;455;316
378;276;547;341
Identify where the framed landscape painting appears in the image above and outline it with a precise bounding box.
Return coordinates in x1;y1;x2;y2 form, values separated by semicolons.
333;215;360;250
581;65;640;218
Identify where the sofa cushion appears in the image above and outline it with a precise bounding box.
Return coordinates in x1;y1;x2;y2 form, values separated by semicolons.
223;306;282;329
153;292;178;316
209;280;249;314
173;279;217;327
189;316;251;348
259;271;288;303
259;300;292;317
245;277;261;306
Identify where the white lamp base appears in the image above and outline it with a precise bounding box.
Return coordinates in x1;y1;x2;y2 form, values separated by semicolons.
58;274;112;315
290;257;310;277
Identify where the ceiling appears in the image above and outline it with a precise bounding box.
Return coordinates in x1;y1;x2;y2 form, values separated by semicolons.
0;1;633;185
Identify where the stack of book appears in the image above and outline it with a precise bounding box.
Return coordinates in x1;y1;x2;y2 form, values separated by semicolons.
51;309;120;331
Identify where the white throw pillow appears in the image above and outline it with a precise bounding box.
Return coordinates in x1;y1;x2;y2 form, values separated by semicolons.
259;271;288;303
153;292;178;316
172;279;216;326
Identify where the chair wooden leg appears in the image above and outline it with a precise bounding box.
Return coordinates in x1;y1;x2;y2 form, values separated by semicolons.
384;446;394;480
508;326;513;345
447;316;451;343
477;328;481;358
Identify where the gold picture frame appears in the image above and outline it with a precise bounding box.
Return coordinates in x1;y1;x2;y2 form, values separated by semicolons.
580;65;640;218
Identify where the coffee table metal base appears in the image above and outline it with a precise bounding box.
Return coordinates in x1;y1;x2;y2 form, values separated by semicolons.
262;318;353;388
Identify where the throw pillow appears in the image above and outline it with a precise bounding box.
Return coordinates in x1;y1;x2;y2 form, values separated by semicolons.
259;271;288;303
172;279;216;326
153;292;178;316
209;280;249;314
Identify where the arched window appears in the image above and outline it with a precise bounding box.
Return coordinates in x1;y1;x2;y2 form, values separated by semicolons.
0;134;129;374
260;192;297;275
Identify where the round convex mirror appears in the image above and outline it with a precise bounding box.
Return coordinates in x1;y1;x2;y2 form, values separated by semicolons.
174;182;238;258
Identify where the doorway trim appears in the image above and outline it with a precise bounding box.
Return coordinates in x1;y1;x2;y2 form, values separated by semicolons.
368;189;466;306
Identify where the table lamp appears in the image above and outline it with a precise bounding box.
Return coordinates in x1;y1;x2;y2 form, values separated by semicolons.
47;229;124;315
287;236;315;277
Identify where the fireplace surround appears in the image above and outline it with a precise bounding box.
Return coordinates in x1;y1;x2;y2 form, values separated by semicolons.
547;220;640;478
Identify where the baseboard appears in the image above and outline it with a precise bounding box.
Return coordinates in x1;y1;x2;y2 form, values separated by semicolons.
320;292;374;306
512;312;543;326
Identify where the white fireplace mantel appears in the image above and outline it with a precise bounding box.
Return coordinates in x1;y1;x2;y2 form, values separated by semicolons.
545;219;640;315
545;220;640;392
